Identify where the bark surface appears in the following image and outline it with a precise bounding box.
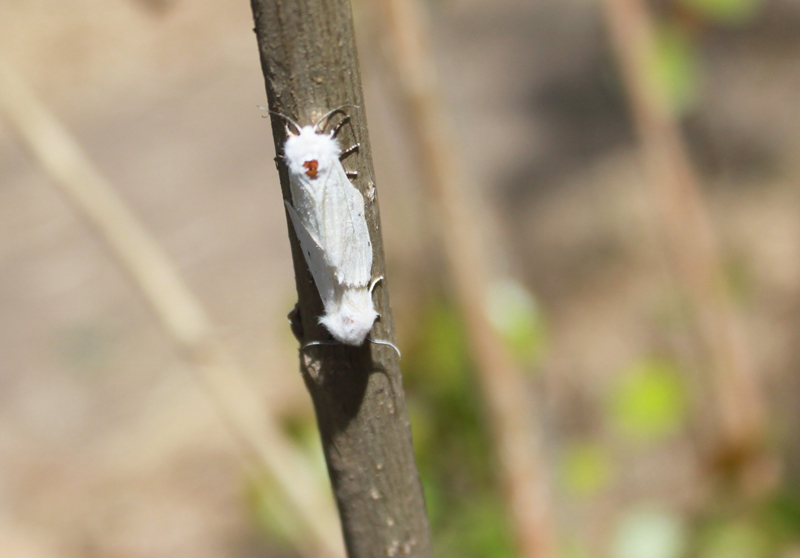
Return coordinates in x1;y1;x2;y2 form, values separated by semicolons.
250;1;433;556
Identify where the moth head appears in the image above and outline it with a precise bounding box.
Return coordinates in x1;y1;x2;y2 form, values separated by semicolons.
284;125;341;179
319;287;378;346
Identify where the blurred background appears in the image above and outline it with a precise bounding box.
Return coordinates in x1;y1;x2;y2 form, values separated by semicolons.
3;0;800;556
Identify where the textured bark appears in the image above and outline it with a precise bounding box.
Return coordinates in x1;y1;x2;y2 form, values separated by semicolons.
250;1;433;557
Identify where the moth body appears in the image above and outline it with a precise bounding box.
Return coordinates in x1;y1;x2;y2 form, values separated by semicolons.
319;285;378;346
281;116;378;347
284;126;341;179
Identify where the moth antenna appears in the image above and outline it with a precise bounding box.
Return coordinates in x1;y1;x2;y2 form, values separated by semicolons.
368;338;401;358
258;106;302;135
314;104;360;134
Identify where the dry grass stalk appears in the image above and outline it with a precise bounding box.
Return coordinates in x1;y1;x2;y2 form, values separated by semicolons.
600;0;769;486
0;58;345;558
376;0;556;556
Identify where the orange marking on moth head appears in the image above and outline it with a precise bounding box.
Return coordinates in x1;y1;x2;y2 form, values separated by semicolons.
303;160;319;179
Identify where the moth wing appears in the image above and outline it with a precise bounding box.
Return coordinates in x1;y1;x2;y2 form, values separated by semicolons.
318;162;373;287
287;172;323;242
285;200;336;307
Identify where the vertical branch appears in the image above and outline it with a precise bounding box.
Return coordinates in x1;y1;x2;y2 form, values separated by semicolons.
250;1;433;557
374;0;556;557
600;0;768;480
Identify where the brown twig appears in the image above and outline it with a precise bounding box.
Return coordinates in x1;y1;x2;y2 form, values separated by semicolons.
600;0;769;486
250;0;433;556
0;58;344;558
373;0;557;556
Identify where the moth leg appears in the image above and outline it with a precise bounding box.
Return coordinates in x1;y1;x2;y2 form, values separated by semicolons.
368;338;401;358
302;336;401;358
330;114;351;137
340;142;360;179
369;276;386;319
340;142;360;158
369;276;384;293
302;339;340;351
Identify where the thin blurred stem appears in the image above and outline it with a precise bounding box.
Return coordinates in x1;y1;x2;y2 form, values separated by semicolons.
0;59;344;558
376;0;556;556
600;0;767;478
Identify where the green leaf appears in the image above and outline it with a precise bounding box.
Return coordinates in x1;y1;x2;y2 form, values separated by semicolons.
412;300;472;396
561;439;613;497
700;520;770;558
485;278;546;366
610;358;687;442
613;508;687;558
560;537;592;558
435;492;516;558
680;0;762;25
651;23;699;115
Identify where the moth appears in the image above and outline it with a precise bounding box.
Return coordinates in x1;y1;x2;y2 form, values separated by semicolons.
269;107;400;356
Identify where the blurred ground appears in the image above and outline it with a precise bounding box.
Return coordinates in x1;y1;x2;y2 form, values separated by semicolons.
2;0;800;556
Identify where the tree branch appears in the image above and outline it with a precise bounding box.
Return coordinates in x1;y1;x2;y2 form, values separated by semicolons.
250;1;433;556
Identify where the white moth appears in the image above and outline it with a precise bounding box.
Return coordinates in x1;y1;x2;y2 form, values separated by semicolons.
271;107;400;356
